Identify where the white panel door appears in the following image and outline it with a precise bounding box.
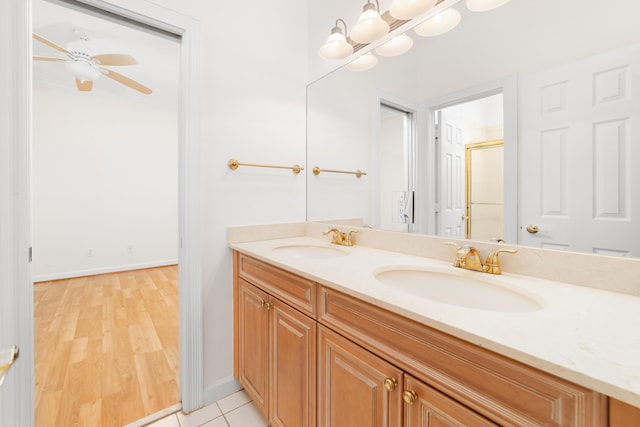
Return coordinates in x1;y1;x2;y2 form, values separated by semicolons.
520;45;640;256
437;110;465;238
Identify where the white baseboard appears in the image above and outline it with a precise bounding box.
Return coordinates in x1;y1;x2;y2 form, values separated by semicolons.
202;376;243;409
33;259;178;283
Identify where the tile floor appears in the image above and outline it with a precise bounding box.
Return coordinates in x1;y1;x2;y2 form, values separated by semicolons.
148;390;269;427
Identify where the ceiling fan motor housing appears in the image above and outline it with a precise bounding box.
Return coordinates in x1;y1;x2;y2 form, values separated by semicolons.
64;52;101;82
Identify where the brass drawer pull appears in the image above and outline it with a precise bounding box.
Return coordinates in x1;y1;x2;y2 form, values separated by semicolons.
403;390;418;405
384;378;397;392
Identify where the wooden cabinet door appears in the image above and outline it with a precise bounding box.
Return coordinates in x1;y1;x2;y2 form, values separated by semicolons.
237;279;270;415
318;326;403;427
270;299;316;427
404;375;497;427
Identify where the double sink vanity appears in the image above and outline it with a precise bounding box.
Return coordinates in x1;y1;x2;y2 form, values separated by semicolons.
229;222;640;426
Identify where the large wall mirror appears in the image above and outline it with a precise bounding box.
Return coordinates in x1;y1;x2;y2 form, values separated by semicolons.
307;0;640;257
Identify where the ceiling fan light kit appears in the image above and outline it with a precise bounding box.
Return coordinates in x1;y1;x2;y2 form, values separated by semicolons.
32;32;152;95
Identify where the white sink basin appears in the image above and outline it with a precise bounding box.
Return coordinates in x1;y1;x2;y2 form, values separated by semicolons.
272;244;348;259
374;266;542;312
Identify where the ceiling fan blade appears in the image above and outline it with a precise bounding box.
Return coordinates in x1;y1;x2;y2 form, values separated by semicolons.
33;56;66;62
33;33;71;56
91;54;138;66
75;79;93;92
101;68;152;95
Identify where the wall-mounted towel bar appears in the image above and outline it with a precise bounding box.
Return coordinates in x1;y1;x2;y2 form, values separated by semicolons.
0;345;19;387
227;158;304;174
312;166;367;178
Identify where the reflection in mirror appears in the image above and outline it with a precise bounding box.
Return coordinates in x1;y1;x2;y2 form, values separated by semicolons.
466;139;503;241
378;104;413;233
307;0;640;257
434;93;503;240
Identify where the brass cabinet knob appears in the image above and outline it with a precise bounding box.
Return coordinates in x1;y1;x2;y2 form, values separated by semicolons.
526;224;539;234
383;378;397;392
402;390;418;405
260;300;273;310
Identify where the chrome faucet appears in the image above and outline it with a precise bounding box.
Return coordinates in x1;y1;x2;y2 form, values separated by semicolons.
445;242;516;275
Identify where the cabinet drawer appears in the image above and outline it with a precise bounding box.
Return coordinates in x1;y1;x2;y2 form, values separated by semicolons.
237;252;316;317
319;286;607;427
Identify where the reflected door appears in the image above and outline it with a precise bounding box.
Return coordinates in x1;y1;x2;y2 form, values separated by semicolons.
520;44;640;256
436;109;465;238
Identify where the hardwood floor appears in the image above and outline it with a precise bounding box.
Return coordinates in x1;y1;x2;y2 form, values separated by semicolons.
34;266;179;427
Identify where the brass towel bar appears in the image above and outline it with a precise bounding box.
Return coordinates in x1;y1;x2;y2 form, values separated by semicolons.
312;166;367;178
0;345;19;387
227;158;304;174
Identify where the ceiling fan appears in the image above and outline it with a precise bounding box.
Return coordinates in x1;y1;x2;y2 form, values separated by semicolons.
32;32;152;95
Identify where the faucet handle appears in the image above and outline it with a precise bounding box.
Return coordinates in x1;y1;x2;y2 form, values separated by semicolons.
324;228;345;245
443;242;463;267
346;230;358;246
483;249;517;274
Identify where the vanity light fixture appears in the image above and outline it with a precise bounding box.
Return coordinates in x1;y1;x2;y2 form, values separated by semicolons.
319;19;354;60
414;7;461;37
350;0;390;44
375;33;414;57
389;0;437;20
346;52;378;71
466;0;511;12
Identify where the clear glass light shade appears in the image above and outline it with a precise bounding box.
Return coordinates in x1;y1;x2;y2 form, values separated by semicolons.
389;0;437;20
375;34;414;57
65;60;101;82
351;7;390;44
466;0;511;12
414;8;462;37
346;53;378;71
319;31;354;60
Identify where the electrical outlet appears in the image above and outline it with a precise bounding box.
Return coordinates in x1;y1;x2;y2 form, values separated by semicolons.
87;248;94;257
127;245;133;254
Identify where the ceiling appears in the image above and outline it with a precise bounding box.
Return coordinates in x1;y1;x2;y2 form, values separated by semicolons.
32;0;180;106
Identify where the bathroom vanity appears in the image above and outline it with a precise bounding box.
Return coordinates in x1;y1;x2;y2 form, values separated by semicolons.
230;224;640;426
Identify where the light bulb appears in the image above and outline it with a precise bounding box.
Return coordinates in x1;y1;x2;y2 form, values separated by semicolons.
375;34;414;57
319;22;353;60
389;0;437;20
466;0;511;12
414;8;461;37
346;53;378;71
351;3;390;44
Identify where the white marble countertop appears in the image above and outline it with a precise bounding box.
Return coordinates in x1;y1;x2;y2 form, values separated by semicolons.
230;236;640;408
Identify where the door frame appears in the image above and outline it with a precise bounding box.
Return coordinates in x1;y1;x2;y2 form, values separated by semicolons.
371;91;420;232
423;75;518;244
0;0;203;424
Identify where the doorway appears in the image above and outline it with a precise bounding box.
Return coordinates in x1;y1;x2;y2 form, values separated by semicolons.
0;0;202;425
433;93;505;241
377;103;415;233
32;0;180;424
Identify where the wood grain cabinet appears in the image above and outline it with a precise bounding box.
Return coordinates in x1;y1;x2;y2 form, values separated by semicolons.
318;325;403;427
403;375;497;427
233;251;639;427
234;254;316;427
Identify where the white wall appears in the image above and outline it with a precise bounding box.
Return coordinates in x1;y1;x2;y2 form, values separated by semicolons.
145;0;308;401
32;83;178;280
